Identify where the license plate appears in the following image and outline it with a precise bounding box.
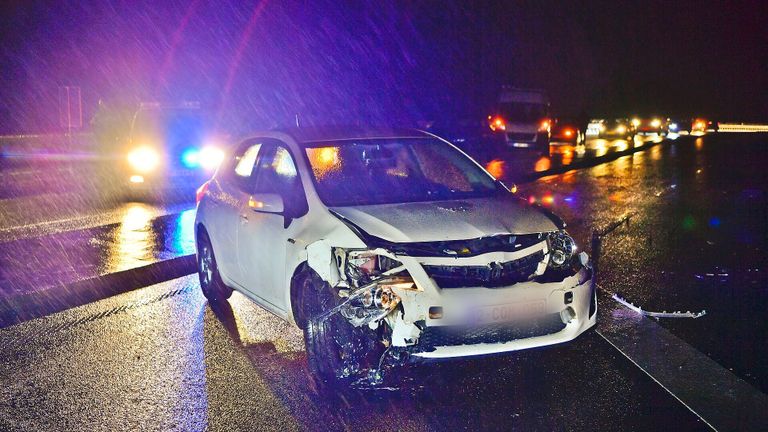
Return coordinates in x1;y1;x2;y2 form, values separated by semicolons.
472;301;545;324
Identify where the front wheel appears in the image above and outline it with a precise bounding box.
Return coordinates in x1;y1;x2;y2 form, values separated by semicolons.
197;231;233;302
300;271;379;385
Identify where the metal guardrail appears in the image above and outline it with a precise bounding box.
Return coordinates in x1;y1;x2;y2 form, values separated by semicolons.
717;123;768;132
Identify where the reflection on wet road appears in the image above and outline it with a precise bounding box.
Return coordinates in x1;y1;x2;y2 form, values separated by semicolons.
0;275;704;431
0;202;195;298
474;134;667;183
521;133;768;393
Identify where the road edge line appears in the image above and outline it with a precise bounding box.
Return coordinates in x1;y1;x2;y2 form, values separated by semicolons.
597;291;768;432
595;329;717;431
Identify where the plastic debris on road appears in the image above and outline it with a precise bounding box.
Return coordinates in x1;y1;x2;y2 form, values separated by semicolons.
612;293;707;319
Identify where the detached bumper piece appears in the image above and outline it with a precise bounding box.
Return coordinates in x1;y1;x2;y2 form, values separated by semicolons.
423;251;544;288
417;313;566;349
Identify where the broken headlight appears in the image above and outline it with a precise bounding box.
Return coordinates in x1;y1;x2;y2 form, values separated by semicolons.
340;277;414;327
547;230;577;269
343;250;404;287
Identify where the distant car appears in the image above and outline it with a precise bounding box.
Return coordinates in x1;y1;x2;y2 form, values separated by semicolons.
634;117;668;136
549;119;584;145
667;119;689;134
194;126;597;385
119;102;226;196
586;118;634;140
425;115;498;164
691;118;716;135
488;87;551;153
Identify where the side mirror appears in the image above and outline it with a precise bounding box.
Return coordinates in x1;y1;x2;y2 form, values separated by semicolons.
248;193;284;214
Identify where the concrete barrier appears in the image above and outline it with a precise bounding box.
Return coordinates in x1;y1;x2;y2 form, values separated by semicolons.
0;254;195;328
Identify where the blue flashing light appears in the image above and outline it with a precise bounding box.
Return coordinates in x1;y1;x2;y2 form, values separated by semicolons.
709;217;721;228
182;148;200;168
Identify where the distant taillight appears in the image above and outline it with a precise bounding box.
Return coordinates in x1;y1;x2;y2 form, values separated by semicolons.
539;119;551;132
196;180;211;204
488;115;506;131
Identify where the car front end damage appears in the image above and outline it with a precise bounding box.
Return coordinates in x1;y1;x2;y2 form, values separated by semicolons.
306;229;597;379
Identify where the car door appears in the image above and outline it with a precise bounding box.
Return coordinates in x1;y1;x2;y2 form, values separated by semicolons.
206;140;263;284
236;141;308;312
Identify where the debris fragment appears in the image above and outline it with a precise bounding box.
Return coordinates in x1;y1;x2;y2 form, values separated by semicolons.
612;293;706;319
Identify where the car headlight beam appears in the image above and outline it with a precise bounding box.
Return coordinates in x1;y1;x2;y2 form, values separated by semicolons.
127;146;160;173
199;146;225;171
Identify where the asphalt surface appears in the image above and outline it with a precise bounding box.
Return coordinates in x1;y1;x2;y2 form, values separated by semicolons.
1;132;767;430
520;133;768;394
0;275;706;431
1;203;195;297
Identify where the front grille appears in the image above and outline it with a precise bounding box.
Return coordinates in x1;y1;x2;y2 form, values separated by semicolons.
424;250;544;288
419;313;566;348
507;132;536;142
381;233;545;258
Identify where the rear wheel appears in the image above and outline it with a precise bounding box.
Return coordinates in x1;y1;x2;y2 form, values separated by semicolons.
197;231;233;302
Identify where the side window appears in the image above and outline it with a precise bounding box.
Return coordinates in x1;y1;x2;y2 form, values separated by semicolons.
234;143;261;177
229;141;262;192
252;144;309;217
253;146;298;194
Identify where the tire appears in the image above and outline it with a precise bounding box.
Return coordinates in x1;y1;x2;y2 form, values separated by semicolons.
299;270;377;386
197;231;233;302
300;271;346;384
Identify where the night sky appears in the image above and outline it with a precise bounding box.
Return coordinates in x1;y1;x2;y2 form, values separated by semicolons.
0;0;765;133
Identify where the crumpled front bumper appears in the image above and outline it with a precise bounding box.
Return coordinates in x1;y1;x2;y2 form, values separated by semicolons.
387;253;597;360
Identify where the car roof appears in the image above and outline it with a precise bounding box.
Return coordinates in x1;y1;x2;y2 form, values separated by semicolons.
270;126;430;144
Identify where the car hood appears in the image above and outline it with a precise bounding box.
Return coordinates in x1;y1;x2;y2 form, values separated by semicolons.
330;195;560;243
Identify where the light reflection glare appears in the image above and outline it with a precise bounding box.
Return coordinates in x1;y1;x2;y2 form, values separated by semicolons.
534;156;551;172
650;144;662;160
593;140;608;157
171;209;196;256
561;148;573;165
307;147;341;179
115;203;154;272
485;159;505;179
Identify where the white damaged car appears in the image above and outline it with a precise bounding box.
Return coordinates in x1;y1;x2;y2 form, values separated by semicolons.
194;127;596;384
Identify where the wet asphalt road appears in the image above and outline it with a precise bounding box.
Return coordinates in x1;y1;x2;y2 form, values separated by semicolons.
1;132;766;430
1;203;195;297
520;133;768;393
0;275;706;431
